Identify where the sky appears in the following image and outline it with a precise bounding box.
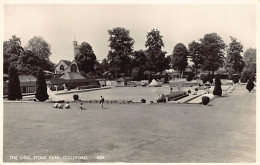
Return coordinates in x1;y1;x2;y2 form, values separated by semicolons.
4;3;256;64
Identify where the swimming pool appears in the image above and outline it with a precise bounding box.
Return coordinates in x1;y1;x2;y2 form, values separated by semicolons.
50;86;196;102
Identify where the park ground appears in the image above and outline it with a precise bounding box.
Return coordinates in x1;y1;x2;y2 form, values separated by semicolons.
3;84;256;163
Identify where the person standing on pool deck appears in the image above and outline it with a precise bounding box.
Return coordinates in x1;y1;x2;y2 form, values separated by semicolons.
100;96;105;108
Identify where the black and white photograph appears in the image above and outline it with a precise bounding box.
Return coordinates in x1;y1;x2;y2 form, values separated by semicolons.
1;0;258;163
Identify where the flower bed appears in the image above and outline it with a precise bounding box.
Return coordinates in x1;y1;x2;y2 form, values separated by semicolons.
166;91;187;101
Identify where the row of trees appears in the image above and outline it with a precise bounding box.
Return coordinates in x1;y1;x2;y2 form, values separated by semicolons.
4;29;256;82
74;27;254;81
4;35;55;76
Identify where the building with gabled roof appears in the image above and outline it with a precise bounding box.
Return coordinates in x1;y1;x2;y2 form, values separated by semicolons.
55;60;79;74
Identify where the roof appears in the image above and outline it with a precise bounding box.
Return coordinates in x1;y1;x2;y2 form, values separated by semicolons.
116;77;125;82
47;78;66;85
65;78;99;83
55;60;72;68
18;75;37;82
184;68;193;72
61;60;72;66
60;72;86;80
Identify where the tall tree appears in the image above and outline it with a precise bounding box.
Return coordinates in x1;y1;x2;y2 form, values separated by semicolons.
145;29;168;72
131;50;147;69
25;36;51;60
226;37;244;77
101;58;110;71
200;33;226;75
24;36;55;72
3;35;24;74
243;48;256;72
8;66;22;100
16;50;42;76
75;42;97;73
107;27;134;78
35;68;49;102
172;43;189;76
188;41;203;76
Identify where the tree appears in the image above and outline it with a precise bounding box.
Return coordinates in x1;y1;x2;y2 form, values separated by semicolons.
75;42;97;73
3;35;24;74
131;50;147;69
188;41;203;76
101;58;110;71
16;50;42;76
25;36;51;60
213;74;222;96
243;48;256;73
145;29;168;72
172;43;188;76
107;27;134;78
35;68;49;102
226;37;244;78
200;33;226;75
8;66;22;100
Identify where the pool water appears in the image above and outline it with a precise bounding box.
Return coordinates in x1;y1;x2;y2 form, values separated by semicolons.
50;86;196;102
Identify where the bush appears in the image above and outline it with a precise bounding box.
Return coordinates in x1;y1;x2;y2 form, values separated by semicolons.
208;75;214;84
202;96;210;105
213;74;222;96
250;73;255;82
73;94;79;101
164;73;169;83
35;68;49;102
233;76;239;84
186;73;193;81
8;66;22;100
241;69;253;83
213;85;222;96
246;78;254;92
202;75;208;84
141;98;146;103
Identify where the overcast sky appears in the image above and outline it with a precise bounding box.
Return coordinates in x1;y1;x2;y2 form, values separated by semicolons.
4;4;256;64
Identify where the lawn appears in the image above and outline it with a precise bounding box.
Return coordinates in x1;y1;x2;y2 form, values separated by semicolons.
3;84;256;163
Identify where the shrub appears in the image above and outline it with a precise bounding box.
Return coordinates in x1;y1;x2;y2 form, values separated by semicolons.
164;73;169;83
148;74;153;84
233;76;239;84
195;88;198;91
213;74;222;96
8;66;22;100
250;73;255;82
202;75;208;84
35;68;49;102
188;90;191;94
202;96;210;105
187;73;193;81
241;69;253;83
213;85;222;96
73;94;79;101
208;74;214;84
246;78;254;92
141;98;146;103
